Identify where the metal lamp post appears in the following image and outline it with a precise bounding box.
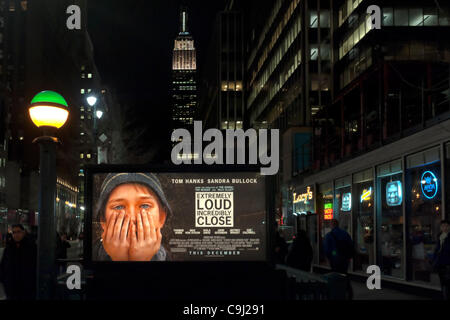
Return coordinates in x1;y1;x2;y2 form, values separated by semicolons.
29;91;69;300
87;95;103;163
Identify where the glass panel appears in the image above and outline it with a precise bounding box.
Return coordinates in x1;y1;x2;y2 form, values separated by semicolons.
377;173;404;278
424;8;438;26
405;157;442;287
439;10;449;26
383;7;394;26
394;8;409;26
310;11;318;28
409;8;423;26
353;179;375;272
318;183;333;266
320;11;330;28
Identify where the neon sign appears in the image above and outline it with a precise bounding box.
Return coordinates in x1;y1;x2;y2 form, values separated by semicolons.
386;181;402;206
341;193;352;211
421;171;438;199
360;187;372;203
324;203;333;220
293;186;313;204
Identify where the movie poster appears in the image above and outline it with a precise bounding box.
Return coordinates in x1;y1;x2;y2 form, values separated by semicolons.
91;172;266;261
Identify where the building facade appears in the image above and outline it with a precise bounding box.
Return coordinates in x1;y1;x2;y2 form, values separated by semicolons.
198;3;245;131
284;0;450;291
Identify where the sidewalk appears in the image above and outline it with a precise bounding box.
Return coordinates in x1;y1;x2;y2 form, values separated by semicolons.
350;280;432;300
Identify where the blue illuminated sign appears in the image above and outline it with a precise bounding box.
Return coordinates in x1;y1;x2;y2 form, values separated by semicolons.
421;171;438;199
341;193;352;211
386;181;402;206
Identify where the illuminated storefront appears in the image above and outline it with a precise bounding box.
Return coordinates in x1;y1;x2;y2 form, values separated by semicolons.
288;137;450;290
405;147;442;287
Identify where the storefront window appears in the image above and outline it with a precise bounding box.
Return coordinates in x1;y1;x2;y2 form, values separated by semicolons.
405;147;442;287
353;168;375;273
334;176;352;234
446;143;450;220
376;160;404;279
318;182;333;266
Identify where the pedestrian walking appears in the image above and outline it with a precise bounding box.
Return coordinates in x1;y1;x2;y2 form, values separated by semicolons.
0;224;37;300
286;230;313;271
433;219;450;300
323;219;355;299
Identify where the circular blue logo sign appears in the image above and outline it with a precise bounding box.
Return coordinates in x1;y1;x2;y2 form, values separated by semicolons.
421;171;438;199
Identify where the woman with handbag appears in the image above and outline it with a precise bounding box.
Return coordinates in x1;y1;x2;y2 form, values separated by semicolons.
433;219;450;300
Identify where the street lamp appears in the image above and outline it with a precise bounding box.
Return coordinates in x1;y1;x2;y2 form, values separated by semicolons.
29;90;69;300
86;95;97;107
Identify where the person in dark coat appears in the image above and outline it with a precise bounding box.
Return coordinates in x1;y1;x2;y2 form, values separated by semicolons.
433;219;450;300
323;219;355;299
324;219;354;273
0;224;37;300
274;223;288;264
286;230;313;271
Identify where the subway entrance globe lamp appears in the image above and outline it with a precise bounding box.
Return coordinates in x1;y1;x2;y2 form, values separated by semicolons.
29;90;69;132
29;91;69;300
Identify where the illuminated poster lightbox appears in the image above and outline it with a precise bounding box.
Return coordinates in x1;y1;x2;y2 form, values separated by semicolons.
386;181;402;206
90;171;267;262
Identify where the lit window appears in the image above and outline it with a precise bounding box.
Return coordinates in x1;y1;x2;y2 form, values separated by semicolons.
80;153;84;159
87;154;91;159
81;65;85;71
80;106;84;111
87;89;91;93
80;132;84;136
88;73;92;78
81;73;85;79
9;2;15;11
21;1;27;11
81;89;85;94
80;115;84;120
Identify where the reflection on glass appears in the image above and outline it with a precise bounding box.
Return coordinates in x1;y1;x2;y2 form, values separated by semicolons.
378;173;404;278
406;163;441;286
353;181;374;272
334;186;352;234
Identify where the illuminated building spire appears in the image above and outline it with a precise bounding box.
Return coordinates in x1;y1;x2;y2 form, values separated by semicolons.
180;7;189;35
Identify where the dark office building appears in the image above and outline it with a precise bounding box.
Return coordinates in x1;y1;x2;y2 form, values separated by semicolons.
172;7;197;129
244;0;332;237
198;2;245;130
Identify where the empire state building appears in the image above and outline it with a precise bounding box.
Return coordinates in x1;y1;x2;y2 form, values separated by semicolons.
172;7;197;128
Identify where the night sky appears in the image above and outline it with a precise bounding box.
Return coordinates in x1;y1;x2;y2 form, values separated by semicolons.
87;0;226;160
